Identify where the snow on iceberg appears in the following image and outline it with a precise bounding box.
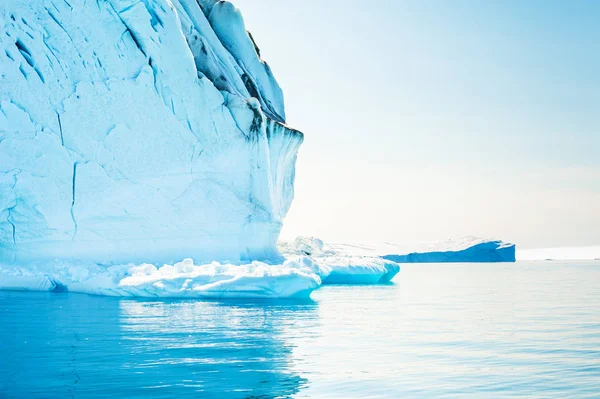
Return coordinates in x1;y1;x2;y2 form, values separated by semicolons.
0;0;300;267
0;258;320;299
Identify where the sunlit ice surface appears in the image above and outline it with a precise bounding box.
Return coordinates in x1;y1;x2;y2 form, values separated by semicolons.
1;261;599;398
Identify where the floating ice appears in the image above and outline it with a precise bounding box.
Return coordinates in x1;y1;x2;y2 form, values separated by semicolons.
315;256;400;284
279;237;401;285
0;258;320;299
0;236;402;296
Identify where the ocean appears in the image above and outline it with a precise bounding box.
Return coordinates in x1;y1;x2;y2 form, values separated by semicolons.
1;261;599;398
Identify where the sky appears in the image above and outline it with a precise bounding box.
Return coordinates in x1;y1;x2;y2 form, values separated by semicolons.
234;0;600;249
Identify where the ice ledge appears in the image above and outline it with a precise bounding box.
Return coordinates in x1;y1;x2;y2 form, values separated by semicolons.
0;254;400;299
0;247;402;299
0;258;321;299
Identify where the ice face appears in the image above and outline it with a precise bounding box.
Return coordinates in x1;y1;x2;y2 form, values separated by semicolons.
0;0;301;266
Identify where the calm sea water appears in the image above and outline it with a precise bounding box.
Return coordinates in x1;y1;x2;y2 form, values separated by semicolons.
1;261;599;398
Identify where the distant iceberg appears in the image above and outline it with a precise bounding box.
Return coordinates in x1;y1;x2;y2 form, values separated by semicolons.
381;237;516;263
281;236;516;264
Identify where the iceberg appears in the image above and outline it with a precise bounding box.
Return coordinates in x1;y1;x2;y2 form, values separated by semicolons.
381;237;516;263
0;0;299;267
279;237;400;284
0;0;316;298
0;1;402;298
281;236;516;265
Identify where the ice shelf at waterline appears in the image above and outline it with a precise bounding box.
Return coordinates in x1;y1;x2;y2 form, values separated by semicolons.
0;0;299;266
0;254;400;298
0;238;400;298
0;259;321;299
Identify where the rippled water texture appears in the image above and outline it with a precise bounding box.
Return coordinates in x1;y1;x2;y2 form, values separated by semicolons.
1;261;599;398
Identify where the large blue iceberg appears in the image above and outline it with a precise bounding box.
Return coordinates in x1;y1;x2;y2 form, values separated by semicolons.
284;237;516;265
0;0;399;298
382;238;516;263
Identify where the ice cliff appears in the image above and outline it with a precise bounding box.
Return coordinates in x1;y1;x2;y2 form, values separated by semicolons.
0;0;301;266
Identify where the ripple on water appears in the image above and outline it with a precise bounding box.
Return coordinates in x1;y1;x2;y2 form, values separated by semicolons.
1;261;599;398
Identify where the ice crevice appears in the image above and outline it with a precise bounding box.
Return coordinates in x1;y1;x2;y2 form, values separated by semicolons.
70;161;81;240
6;207;16;247
57;112;64;146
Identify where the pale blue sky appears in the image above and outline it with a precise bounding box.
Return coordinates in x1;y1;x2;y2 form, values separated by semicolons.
235;0;600;248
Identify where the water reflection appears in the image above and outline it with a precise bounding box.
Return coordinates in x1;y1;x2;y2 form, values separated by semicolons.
4;262;600;398
0;292;318;398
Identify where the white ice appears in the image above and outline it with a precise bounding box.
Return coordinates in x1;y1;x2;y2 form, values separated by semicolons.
0;258;320;299
279;237;401;285
0;0;300;267
0;0;403;299
0;236;402;298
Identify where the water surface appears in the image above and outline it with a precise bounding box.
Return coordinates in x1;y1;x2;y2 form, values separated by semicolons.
1;261;599;398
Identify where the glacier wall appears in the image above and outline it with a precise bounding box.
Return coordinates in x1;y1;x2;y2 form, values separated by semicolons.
0;0;302;265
